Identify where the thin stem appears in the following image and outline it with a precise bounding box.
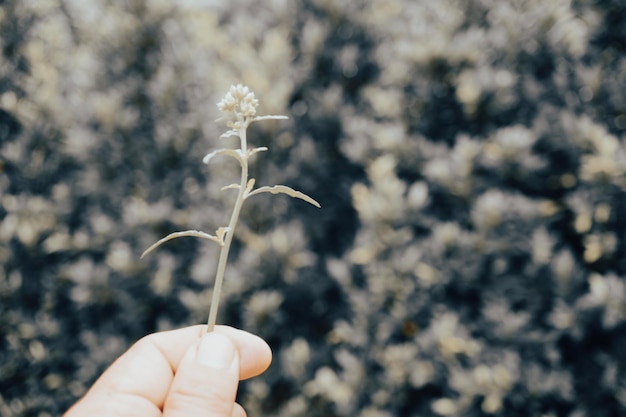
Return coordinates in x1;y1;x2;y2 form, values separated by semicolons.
205;123;248;333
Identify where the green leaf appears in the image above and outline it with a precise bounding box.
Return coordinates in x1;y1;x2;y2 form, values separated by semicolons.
247;184;321;208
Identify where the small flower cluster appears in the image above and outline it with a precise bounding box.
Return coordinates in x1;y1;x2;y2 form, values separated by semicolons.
217;84;259;119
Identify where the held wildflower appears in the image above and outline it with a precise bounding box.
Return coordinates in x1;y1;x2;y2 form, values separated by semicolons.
142;84;320;333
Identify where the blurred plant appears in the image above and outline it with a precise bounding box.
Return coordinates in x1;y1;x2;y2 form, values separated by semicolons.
141;84;320;332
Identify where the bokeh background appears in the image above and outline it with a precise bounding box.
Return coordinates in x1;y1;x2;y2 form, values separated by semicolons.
1;0;626;416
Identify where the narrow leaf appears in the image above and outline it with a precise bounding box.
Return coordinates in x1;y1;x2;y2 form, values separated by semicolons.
221;183;241;191
220;129;240;139
202;149;244;165
141;230;222;258
251;115;289;123
248;147;268;157
247;185;321;208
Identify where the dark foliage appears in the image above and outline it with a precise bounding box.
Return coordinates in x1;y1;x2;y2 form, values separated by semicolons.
1;1;625;416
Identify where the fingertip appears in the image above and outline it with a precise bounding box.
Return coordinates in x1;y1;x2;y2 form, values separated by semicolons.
164;334;240;416
232;402;247;417
213;326;272;380
196;332;236;369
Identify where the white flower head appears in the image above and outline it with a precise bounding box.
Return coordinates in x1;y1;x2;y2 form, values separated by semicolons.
217;84;259;118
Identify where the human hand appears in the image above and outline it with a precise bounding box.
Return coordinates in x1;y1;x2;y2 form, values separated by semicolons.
63;325;272;417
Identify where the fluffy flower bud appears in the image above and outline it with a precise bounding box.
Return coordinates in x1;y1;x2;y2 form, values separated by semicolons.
217;84;259;118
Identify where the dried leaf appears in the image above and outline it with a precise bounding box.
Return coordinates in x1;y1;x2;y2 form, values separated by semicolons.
251;115;289;123
221;183;241;191
202;149;244;165
248;147;268;157
141;230;223;258
247;185;321;208
245;178;256;195
220;129;240;139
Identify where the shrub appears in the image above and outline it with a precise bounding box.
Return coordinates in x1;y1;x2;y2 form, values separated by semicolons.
1;1;625;416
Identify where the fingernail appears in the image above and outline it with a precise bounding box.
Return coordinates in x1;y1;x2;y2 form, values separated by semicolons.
196;332;235;369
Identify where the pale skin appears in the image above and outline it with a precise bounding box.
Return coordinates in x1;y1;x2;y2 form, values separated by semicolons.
64;325;272;417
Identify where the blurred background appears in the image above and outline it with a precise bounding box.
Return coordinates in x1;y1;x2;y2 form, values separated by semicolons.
1;0;626;416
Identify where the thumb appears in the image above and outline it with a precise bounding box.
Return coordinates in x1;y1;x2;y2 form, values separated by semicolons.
164;331;242;417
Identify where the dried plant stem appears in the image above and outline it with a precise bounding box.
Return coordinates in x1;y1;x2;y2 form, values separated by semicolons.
142;85;319;334
206;125;248;333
